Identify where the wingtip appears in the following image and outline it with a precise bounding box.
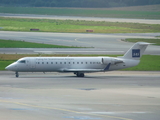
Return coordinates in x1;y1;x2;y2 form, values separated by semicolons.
104;63;111;71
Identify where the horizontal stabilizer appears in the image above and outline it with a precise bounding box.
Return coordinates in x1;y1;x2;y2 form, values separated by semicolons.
138;42;154;46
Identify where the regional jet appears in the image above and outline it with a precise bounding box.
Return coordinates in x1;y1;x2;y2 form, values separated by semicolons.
5;42;151;77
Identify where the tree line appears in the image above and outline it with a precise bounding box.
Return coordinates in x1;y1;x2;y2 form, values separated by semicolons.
1;0;160;8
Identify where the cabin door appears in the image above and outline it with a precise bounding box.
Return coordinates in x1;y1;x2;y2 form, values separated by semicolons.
27;58;36;69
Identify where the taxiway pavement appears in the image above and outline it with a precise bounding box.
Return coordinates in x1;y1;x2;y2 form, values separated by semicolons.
1;13;160;24
0;31;160;55
0;71;160;120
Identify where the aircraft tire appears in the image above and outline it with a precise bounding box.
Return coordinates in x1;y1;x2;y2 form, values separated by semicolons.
15;72;19;78
76;72;84;77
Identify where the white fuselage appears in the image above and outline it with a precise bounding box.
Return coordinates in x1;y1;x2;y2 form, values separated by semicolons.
6;56;139;73
6;42;151;77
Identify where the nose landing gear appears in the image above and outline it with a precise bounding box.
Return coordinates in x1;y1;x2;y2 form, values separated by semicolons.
15;72;19;77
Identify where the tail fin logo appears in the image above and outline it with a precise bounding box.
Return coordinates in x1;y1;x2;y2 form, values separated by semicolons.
132;49;140;57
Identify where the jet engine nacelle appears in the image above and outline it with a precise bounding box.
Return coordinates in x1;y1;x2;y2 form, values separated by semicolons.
101;57;112;64
101;57;124;65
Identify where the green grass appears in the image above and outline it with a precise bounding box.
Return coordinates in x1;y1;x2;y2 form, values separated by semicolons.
0;39;82;48
123;55;160;71
0;54;160;71
124;38;160;45
0;17;160;33
0;60;14;70
0;6;160;19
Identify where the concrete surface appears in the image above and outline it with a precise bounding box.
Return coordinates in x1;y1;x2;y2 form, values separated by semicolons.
0;71;160;120
0;32;160;55
1;13;160;24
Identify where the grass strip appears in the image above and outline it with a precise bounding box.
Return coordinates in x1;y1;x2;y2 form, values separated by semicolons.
0;39;82;48
0;60;14;70
0;17;160;33
1;54;160;71
123;55;160;71
124;38;160;45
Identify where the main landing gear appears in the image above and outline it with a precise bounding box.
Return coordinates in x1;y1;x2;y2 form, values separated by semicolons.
74;72;85;77
15;71;19;78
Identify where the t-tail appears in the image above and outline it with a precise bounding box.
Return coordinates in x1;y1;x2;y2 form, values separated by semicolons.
122;42;151;60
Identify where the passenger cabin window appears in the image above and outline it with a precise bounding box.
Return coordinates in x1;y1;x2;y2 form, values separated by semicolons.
19;60;26;63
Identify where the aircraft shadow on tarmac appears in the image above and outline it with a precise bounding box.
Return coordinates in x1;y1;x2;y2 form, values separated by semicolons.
13;74;130;79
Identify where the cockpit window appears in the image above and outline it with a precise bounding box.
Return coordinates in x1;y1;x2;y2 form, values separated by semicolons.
18;60;26;63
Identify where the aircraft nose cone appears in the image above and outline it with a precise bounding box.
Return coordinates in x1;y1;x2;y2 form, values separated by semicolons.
5;65;11;70
5;64;15;71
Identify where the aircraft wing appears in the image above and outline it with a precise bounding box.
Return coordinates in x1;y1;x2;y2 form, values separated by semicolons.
60;63;111;72
61;69;104;72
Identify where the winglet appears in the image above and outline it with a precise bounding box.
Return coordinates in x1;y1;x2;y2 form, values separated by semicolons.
104;63;111;71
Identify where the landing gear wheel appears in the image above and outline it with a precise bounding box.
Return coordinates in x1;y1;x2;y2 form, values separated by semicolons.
80;73;84;77
76;72;84;77
15;72;19;78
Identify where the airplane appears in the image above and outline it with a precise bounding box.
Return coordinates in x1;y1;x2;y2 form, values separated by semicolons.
5;42;151;77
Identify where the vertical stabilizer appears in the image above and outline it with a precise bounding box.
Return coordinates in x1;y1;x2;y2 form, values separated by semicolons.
123;42;150;60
